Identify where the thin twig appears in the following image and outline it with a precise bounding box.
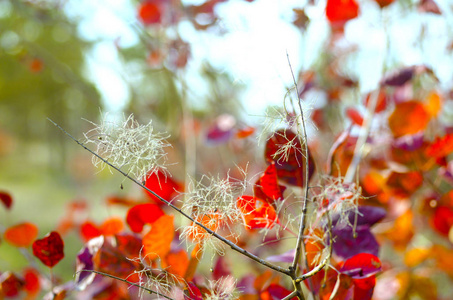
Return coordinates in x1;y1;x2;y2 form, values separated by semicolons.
79;270;174;300
49;118;290;276
344;89;380;182
287;54;311;286
282;289;299;300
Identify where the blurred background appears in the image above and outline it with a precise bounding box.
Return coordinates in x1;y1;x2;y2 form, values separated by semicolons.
1;0;453;286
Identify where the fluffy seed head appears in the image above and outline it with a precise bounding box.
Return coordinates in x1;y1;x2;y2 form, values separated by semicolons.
83;114;170;180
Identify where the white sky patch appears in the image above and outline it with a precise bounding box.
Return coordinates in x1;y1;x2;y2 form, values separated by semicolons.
65;0;453;115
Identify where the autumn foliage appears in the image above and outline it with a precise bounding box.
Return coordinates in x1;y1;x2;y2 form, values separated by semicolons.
1;0;453;299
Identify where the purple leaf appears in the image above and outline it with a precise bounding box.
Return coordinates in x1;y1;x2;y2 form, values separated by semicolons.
332;206;386;228
205;114;236;145
266;249;295;263
212;256;231;281
237;275;256;296
75;236;104;290
392;133;424;151
332;225;379;259
381;67;415;86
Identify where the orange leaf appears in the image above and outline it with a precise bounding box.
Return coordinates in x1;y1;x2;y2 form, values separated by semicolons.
374;0;394;8
388;101;430;138
431;245;453;276
237;196;278;229
384;210;414;250
100;217;124;236
186;213;222;242
386;171;423;198
142;215;174;260
361;171;390;204
305;229;325;269
4;222;38;247
424;91;442;117
164;249;189;278
404;248;430;268
236;126;255;139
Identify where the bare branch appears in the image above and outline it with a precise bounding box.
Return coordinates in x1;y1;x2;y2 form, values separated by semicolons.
286;54;311;280
49;118;290;276
78;270;174;300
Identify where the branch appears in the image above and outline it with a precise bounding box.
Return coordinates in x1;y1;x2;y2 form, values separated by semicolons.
79;270;174;300
286;54;311;279
344;89;380;182
282;289;299;300
295;252;331;283
49;119;290;276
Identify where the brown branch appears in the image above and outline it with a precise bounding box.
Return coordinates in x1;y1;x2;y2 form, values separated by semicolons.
49;119;290;276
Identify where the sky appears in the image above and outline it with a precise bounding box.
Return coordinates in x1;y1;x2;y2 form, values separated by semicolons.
63;0;453;116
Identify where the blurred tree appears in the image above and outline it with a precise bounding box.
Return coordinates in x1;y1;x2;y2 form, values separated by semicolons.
0;0;100;168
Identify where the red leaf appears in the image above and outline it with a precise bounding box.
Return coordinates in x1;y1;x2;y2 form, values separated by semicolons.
0;272;24;297
115;233;143;258
353;276;375;300
185;282;203;300
138;1;161;25
340;253;381;279
237;196;278;229
80;221;102;242
93;240;139;280
364;89;387;113
32;232;65;268
426;133;453;158
0;191;12;210
144;170;181;204
431;206;453;236
126;203;164;233
264;129;315;187
4;222;39;247
326;0;359;25
260;283;298;300
254;163;286;204
346;107;364;126
23;268;40;295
